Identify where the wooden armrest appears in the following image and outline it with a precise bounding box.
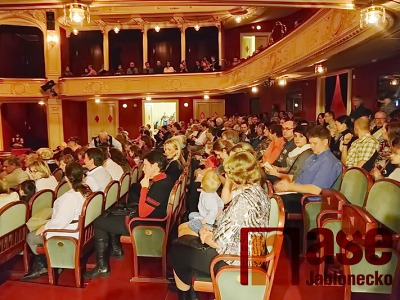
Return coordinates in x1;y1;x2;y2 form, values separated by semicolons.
125;215;168;231
301;194;322;206
317;209;341;227
120;235;131;244
43;228;78;236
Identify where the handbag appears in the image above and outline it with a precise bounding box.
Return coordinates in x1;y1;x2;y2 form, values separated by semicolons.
173;235;210;251
107;203;138;217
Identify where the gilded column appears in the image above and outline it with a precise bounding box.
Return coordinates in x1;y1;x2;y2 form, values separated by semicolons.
0;104;4;151
181;25;187;62
103;28;110;71
47;98;64;149
142;25;148;68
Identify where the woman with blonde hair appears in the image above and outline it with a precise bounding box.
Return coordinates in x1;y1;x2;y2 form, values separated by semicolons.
229;142;257;157
27;160;58;191
164;137;183;182
170;151;271;299
0;179;19;209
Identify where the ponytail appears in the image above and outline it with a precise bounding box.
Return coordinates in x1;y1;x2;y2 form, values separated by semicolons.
65;162;92;197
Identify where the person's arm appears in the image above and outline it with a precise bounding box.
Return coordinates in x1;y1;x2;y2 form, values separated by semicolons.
44;197;76;231
341;133;353;164
112;138;123;151
221;177;233;204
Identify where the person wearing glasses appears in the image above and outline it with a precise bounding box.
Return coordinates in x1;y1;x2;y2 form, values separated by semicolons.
371;111;387;139
273;120;296;169
0;156;29;189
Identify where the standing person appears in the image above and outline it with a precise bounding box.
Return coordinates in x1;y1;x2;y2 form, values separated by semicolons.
22;162;91;280
349;96;372;122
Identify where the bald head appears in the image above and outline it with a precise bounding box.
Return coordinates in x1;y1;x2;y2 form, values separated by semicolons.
355;116;370;135
99;132;109;142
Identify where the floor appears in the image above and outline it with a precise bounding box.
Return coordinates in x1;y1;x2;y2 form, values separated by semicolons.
0;242;393;300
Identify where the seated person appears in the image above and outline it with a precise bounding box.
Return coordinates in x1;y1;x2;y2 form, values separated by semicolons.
126;62;138;75
142;61;154;74
11;133;24;148
0;179;19;209
36;148;58;173
163;137;183;183
27;160;58;191
22;162;91;280
18;180;36;202
170;151;271;299
262;124;285;165
63;66;73;77
0;156;30;189
84;148;112;192
274;125;342;214
99;146;124;181
83;150;175;279
273;120;296;168
89;131;123;152
187;170;223;234
163;61;176;73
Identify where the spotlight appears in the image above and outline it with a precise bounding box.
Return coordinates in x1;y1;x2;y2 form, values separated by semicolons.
204;95;210;100
194;24;200;31
251;86;258;93
122;103;128;108
95;98;101;103
72;28;79;35
155;25;160;32
314;64;327;74
41;80;56;92
235;16;242;23
145;96;152;101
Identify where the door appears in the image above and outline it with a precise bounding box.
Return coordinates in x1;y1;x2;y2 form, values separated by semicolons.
193;99;225;119
87;100;118;140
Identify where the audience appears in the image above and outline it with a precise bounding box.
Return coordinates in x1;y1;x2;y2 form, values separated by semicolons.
27;160;58;191
0;156;30;189
0;179;19;209
84;148;112;192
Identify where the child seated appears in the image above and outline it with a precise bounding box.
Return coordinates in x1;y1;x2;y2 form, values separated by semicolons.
188;169;224;233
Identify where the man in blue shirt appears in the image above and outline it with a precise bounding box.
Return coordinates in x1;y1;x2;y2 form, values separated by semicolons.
275;125;342;212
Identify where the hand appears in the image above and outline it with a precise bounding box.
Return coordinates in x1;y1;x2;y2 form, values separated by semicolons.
140;176;150;188
370;167;383;180
274;179;293;192
268;167;280;177
199;229;212;244
36;225;45;236
343;133;353;144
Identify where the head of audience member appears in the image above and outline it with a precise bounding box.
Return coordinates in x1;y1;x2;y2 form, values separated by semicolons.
293;125;310;148
129;62;135;68
0;179;11;195
199;121;209;132
156;60;161;67
195;60;201;67
201;170;221;193
65;162;91;197
117;64;123;71
352;96;363;109
109;148;130;172
163;137;182;161
37;148;54;161
139;134;153;149
307;125;331;155
282;120;295;141
215;118;223;127
279;111;287;119
324;111;335;124
335;115;353;134
19;180;36;202
387;121;400;144
25;153;41;168
98;132;109;144
145;62;150;68
223;151;261;187
59;154;75;172
390;135;400;166
99;146;111;164
268;124;283;141
28;160;52;180
354;116;370;137
67;136;80;150
208;119;216;127
221;129;239;144
88;65;94;71
206;127;218;142
166;61;171;68
129;144;142;158
213;138;233;161
240;122;249;134
316;113;325;126
256;123;265;137
171;122;181;134
84;148;104;170
287;111;294;120
229;142;256;158
222;115;228;122
3;156;22;174
142;150;168;179
374;111;388;128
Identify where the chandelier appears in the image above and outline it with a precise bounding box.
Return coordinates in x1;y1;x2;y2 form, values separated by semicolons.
360;5;385;28
64;1;90;25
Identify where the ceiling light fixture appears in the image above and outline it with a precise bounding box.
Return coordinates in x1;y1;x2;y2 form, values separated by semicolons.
390;78;399;86
194;24;200;31
64;1;90;25
314;64;327;74
184;102;189;107
38;100;45;105
95;98;101;103
360;5;385;28
235;16;242;23
277;78;287;87
251;86;258;93
72;28;79;35
155;25;160;32
145;96;152;101
256;25;261;30
122;103;128;108
114;25;120;34
204;95;210;100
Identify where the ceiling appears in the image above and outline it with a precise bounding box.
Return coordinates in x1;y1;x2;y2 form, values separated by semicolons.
0;0;377;30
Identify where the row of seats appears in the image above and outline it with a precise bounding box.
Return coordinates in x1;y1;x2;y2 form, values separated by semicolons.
0;167;135;287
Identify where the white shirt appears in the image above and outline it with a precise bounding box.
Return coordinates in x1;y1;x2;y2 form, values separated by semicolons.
195;130;207;146
163;67;175;73
103;158;124;181
85;166;112;192
0;192;19;210
88;137;123;152
44;189;85;239
389;168;400;182
35;176;58;192
198;191;224;225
